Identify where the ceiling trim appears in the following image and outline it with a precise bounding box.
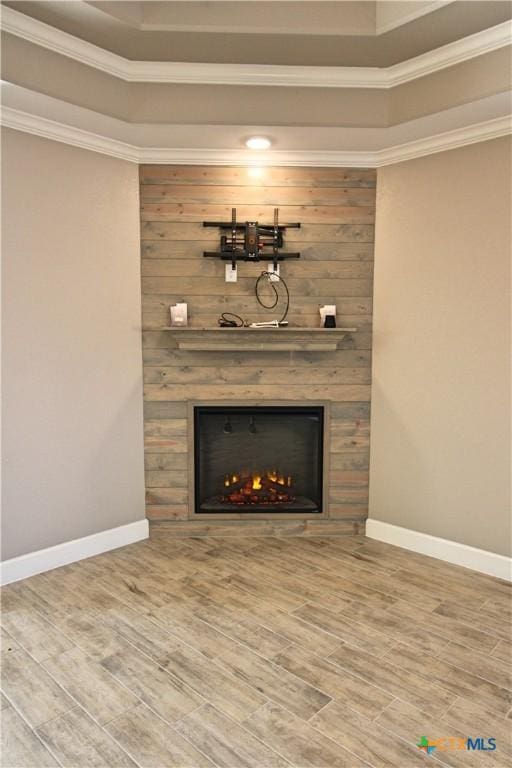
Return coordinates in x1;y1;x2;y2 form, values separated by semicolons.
386;20;512;87
2;107;510;168
1;107;140;162
377;114;511;165
130;61;387;88
375;1;455;35
1;6;510;88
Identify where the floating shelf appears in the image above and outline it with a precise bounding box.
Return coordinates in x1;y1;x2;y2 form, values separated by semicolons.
159;327;357;353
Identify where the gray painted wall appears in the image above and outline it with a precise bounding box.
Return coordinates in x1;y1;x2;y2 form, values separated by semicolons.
1;129;146;560
370;137;511;557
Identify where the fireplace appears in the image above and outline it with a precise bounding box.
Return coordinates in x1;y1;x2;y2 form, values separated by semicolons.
193;405;325;515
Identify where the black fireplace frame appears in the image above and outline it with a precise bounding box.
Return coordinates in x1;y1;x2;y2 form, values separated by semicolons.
192;404;326;517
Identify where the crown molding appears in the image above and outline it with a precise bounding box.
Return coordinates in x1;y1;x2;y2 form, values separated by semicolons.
1;6;129;79
2;107;510;168
375;1;455;36
129;61;386;88
0;107;140;162
377;114;512;165
135;145;374;167
1;6;510;88
386;19;512;86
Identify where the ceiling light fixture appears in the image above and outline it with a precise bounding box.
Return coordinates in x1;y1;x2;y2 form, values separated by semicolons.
246;136;271;150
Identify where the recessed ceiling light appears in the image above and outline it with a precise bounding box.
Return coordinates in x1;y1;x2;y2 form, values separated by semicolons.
246;136;271;150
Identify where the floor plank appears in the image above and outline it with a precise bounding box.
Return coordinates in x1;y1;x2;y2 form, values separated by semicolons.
152;604;244;659
1;609;75;662
1;627;20;653
1;706;60;768
433;600;511;643
220;572;308;612
106;702;216;767
158;643;266;722
437;641;512;690
192;600;292;658
0;648;74;728
175;703;291;767
293;603;396;656
491;638;512;665
310;699;432;768
40;608;132;662
214;645;331;720
100;639;205;723
327;643;456;716
36;706;137;767
42;646;140;725
100;604;182;663
272;644;393;719
336;601;449;654
0;693;10;710
243;701;369;768
388;600;501;653
383;643;512;716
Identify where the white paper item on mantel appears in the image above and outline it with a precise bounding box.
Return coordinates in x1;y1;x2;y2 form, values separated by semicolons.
170;303;188;327
319;305;336;326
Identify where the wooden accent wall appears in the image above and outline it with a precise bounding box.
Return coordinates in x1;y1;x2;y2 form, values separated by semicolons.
140;165;376;529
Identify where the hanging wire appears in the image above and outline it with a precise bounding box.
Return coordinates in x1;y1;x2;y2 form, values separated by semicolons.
254;271;290;324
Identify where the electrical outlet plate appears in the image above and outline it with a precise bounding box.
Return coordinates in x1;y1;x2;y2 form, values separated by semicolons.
225;264;238;282
267;263;280;281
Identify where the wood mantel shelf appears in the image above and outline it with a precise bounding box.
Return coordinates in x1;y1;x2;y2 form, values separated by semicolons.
160;327;357;352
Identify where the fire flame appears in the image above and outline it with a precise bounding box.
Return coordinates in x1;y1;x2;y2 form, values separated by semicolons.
252;474;262;490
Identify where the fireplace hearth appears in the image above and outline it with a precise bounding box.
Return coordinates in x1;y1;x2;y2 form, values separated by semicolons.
193;406;324;515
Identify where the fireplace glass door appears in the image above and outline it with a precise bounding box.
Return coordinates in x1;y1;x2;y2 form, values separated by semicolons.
194;406;324;514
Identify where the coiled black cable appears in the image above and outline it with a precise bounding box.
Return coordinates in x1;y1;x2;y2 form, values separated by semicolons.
218;312;245;327
255;271;290;324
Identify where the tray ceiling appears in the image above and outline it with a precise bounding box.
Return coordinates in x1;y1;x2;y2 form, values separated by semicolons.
1;0;510;165
3;0;511;66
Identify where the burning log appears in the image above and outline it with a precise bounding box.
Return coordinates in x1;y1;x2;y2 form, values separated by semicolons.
221;470;295;505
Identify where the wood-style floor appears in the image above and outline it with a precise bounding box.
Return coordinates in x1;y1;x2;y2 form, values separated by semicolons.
1;534;511;767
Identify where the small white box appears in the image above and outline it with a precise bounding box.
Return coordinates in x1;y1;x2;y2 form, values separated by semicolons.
319;304;336;327
170;303;188;326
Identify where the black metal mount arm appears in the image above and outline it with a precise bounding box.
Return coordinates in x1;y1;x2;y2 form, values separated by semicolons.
203;207;301;271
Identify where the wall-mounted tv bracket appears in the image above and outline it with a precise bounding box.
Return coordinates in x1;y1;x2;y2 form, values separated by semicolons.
203;207;301;271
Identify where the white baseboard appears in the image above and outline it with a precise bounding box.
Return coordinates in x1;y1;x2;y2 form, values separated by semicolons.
365;519;511;581
0;519;149;586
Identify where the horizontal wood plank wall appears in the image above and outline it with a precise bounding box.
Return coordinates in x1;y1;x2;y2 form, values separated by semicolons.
140;165;376;531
